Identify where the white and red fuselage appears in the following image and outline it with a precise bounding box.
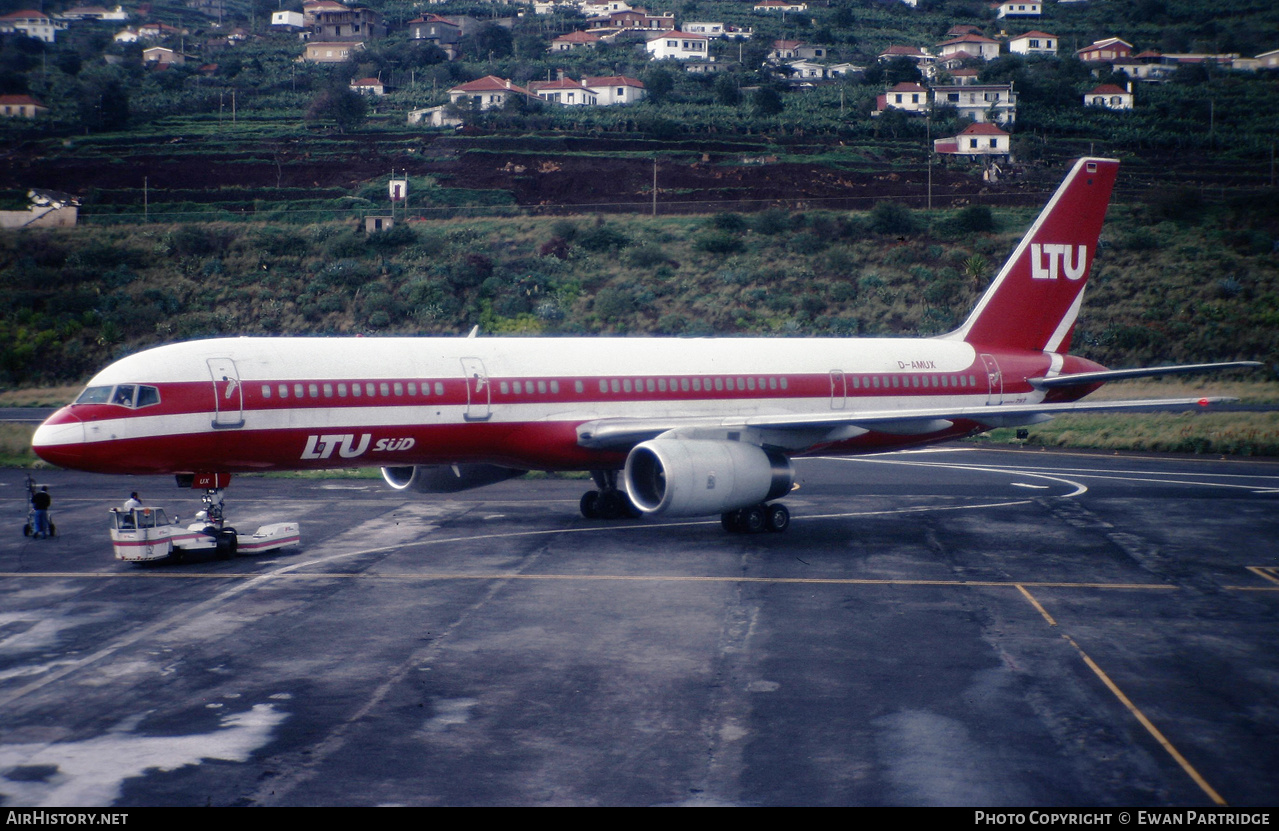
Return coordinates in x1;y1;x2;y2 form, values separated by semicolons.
31;335;1104;476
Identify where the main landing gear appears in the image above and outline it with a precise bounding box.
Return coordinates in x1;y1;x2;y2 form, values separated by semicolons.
196;488;238;560
721;502;790;535
579;471;641;520
579;471;791;533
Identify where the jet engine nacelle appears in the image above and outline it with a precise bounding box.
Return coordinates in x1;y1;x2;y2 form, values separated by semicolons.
381;464;526;494
623;439;793;517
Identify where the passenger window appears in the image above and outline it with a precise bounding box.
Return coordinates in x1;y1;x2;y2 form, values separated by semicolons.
408;383;416;396
434;382;444;395
551;380;560;394
279;384;288;399
500;382;510;395
394;383;403;396
323;384;333;398
338;383;347;397
261;385;271;399
380;383;390;397
309;384;319;398
538;381;547;394
294;384;304;398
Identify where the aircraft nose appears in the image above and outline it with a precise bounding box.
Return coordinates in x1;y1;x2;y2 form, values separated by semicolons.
31;408;86;469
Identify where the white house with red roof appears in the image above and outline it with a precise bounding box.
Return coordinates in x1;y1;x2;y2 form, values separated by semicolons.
583;75;646;105
0;10;65;42
0;94;48;117
647;30;711;61
1008;31;1056;56
448;76;539;111
350;77;386;96
1085;83;1133;110
874;82;929;116
550;30;602;51
529;77;599;106
934;122;1011;156
1077;38;1133;63
936;33;1000;61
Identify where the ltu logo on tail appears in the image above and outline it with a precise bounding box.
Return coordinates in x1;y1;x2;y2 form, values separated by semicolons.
1030;244;1088;281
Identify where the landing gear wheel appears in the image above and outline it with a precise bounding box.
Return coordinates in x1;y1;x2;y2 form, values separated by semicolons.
580;490;601;519
765;503;790;533
722;510;741;533
741;505;767;534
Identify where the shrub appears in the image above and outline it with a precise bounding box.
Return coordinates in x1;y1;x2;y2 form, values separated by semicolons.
694;231;746;255
868;202;919;236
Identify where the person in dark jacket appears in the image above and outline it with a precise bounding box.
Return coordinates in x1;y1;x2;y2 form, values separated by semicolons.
32;486;51;539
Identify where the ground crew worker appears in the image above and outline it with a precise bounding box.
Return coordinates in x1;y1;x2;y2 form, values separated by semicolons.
32;486;51;539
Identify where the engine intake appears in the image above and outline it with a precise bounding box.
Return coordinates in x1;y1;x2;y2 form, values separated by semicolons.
623;439;793;517
381;464;525;493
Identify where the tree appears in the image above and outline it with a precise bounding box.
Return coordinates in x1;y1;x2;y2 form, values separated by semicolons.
752;85;784;116
641;66;674;104
306;87;367;133
458;23;513;62
714;72;741;106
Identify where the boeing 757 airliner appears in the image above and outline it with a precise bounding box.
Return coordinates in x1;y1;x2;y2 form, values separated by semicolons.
31;158;1257;533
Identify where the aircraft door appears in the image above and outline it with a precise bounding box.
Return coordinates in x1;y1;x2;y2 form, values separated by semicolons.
829;370;847;410
460;357;491;421
207;358;245;429
980;354;1003;406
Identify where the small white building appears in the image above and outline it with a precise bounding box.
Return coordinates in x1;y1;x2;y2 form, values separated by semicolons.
302;41;364;62
936;33;1001;62
550;30;601;51
0;94;48;118
583;75;646;105
993;1;1040;18
350;77;385;96
646;30;711;61
1085;83;1133;110
530;77;599;106
1008;30;1056;57
142;46;184;65
0;10;65;43
59;6;129;21
271;10;305;29
874;82;929;116
448;75;539;111
934;122;1011;156
932;83;1017;124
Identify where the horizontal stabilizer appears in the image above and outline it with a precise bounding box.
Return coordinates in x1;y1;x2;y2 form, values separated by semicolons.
1030;361;1262;390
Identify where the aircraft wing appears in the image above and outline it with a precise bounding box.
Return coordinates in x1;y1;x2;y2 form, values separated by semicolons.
575;396;1236;450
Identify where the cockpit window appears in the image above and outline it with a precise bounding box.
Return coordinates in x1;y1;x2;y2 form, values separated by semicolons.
75;386;113;405
75;385;161;409
112;385;137;406
135;386;160;408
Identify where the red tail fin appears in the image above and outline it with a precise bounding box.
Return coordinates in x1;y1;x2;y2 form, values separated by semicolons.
948;157;1120;353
